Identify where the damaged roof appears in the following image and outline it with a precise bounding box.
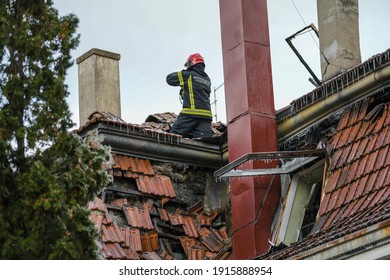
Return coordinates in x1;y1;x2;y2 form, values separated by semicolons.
77;111;226;138
89;153;232;260
262;98;390;260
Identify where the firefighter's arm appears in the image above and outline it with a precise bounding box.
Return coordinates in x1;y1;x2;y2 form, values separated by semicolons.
166;71;185;87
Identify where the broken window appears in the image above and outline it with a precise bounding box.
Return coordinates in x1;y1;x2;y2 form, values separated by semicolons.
274;160;324;246
214;149;326;247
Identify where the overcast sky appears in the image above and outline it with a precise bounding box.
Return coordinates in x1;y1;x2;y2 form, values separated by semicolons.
52;0;390;128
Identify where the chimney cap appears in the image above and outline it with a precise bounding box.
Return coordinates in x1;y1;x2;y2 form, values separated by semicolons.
76;48;121;64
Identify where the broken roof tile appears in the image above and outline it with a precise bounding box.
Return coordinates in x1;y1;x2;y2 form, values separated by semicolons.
180;236;198;258
113;154;154;175
135;175;176;198
213;246;233;260
88;197;107;213
182;216;199;238
187;201;203;214
122;248;140;260
197;209;220;226
168;212;184;225
158;208;169;222
120;227;142;251
141;231;159;252
102;243;127;260
110;198;128;208
123;206;154;230
188;246;206;260
102;223;125;244
159;249;174;260
199;227;224;253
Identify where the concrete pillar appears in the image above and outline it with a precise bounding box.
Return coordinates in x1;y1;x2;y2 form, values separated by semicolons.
317;0;361;80
77;48;121;125
219;0;280;259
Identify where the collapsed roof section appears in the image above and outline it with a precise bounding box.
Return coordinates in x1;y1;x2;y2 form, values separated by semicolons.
89;153;231;260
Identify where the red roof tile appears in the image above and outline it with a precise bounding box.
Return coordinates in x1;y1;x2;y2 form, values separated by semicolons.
122;248;140;260
112;154;154;176
136;175;176;198
168;212;184;225
355;137;369;158
110;198;128;208
318;101;390;232
88;197;107;213
346;122;362;145
102;224;125;244
199;227;224;252
123;206;154;230
120;227;142;251
102;243;127;260
158;208;169;222
180;236;198;258
141;231;159;252
159;249;174;260
181;216;199;238
188;246;206;260
197;209;220;226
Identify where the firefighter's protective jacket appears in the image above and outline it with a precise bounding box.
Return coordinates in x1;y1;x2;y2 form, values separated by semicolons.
166;63;212;119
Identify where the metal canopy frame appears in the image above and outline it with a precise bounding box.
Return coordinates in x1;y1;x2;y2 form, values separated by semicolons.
286;24;322;86
214;149;327;180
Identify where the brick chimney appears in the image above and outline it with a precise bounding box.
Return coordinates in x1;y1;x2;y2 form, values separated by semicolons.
77;48;121;125
317;0;361;80
219;0;280;259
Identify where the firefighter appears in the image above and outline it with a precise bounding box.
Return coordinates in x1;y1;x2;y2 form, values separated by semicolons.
166;53;213;139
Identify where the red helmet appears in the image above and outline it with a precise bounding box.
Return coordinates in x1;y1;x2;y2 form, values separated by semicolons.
184;53;205;68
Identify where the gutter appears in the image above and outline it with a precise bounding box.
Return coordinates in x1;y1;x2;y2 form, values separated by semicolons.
79;122;224;169
277;63;390;142
291;220;390;260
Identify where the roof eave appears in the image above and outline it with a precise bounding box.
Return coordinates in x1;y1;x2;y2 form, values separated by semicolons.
79;122;224;169
290;219;390;260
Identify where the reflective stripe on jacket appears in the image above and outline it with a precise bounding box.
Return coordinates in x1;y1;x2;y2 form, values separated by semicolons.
166;64;212;119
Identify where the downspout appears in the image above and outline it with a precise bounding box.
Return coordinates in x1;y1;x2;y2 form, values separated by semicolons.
278;64;390;142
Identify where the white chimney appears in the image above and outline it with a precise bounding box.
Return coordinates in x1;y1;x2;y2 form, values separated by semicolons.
317;0;361;80
77;48;121;125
